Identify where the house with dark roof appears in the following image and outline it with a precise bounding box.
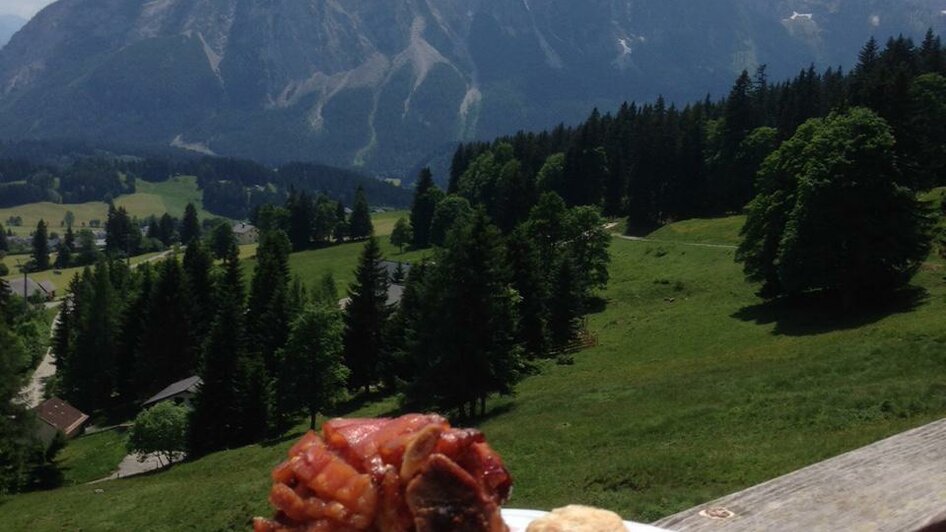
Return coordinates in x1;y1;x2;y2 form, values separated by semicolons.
33;397;89;445
141;376;202;409
337;284;406;311
232;223;259;245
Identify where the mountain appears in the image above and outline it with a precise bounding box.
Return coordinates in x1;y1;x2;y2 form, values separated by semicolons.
0;14;26;48
0;1;943;176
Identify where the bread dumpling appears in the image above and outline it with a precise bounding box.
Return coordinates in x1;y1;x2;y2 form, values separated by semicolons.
526;505;626;532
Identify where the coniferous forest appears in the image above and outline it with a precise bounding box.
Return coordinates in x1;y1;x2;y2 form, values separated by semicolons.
450;33;946;233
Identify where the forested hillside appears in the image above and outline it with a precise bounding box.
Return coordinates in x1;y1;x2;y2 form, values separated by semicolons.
452;32;946;232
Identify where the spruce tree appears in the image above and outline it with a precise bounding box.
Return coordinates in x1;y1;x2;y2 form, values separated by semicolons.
55;225;74;269
158;213;176;246
506;226;549;357
32;219;50;271
180;203;201;246
313;272;339;307
343;238;389;393
189;245;245;456
407;212;524;418
135;258;195;394
390;218;412;253
115;263;154;401
547;256;583;348
246;230;292;376
349;186;373;240
410;168;439;248
0;222;7;252
71;262;120;410
182;241;216;343
286;189;314;251
333;201;349;244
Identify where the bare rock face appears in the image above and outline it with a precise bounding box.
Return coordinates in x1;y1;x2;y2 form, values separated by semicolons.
0;0;942;174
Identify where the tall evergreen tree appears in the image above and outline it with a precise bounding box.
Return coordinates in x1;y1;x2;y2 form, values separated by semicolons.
210;223;237;260
348;186;373;240
182;241;216;344
55;225;75;269
333;201;349;244
158;213;176;247
105;206;137;257
343;238;389;393
135;258;195;394
286;189;314;251
506;226;548;357
32;219;50;272
410;168;440;248
70;262;121;410
189;245;245;456
115;263;154;401
407;212;524;418
547;256;584;348
0;222;7;252
180;203;201;246
246;230;292;376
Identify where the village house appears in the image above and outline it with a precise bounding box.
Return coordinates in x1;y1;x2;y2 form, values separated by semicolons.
33;397;89;446
141;376;202;409
232;223;259;245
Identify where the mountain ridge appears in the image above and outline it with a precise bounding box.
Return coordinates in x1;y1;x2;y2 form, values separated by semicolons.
0;1;943;175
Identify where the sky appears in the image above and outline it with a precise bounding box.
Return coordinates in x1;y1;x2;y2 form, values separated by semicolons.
0;0;55;20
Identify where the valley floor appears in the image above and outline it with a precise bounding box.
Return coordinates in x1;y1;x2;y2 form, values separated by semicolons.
1;216;944;529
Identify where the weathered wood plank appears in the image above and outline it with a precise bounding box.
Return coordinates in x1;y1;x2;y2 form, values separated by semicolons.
655;418;946;532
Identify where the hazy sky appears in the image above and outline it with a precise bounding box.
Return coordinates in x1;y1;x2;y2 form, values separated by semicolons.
1;0;55;19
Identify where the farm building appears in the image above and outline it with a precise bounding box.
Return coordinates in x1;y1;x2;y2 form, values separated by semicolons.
232;223;259;245
33;397;89;445
141;376;202;409
8;277;55;301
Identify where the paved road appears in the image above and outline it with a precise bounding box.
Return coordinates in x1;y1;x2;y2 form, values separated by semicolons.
20;305;61;409
91;451;185;483
18;249;175;408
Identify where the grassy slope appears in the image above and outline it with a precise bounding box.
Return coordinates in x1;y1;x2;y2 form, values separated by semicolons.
58;429;129;486
1;216;944;529
0;176;216;237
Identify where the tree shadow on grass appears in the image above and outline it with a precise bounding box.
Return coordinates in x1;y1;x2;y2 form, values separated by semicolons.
732;285;929;336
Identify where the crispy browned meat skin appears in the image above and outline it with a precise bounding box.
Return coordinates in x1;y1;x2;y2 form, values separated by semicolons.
255;415;511;532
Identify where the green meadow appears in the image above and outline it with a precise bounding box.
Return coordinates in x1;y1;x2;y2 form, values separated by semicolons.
1;215;944;529
0;176;217;237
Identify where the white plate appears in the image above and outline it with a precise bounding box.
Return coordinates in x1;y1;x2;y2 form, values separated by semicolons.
501;508;672;532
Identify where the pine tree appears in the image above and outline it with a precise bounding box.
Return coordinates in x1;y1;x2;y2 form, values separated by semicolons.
71;262;121;410
105;206;137;257
134;257;195;395
410;168;440;248
189;245;245;456
55;225;74;269
547;256;583;348
180;203;201;246
407;212;524;418
182;241;215;343
246;230;292;377
349;186;373;240
343;238;390;393
390;218;412;254
286;189;314;251
506;226;548;357
32;220;50;271
333;201;349;244
210;223;236;260
115;263;154;401
0;222;8;252
313;272;339;307
277;305;348;430
158;213;176;246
